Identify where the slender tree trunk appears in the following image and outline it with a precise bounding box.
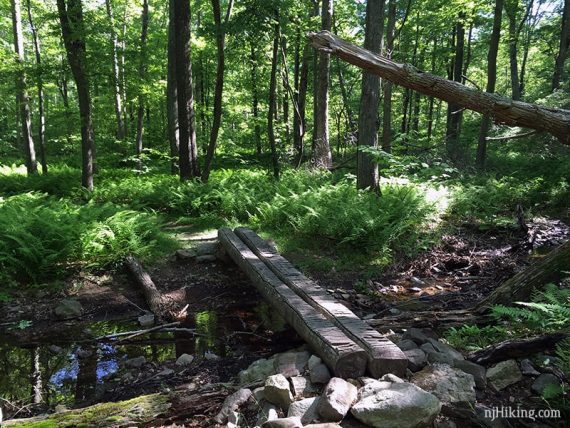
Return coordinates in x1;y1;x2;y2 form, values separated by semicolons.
250;42;262;155
174;0;199;180
120;4;128;137
26;0;46;174
426;37;437;142
167;0;179;174
382;0;396;153
281;37;291;145
105;0;125;140
268;15;281;179
357;0;384;192
477;0;503;169
12;0;37;175
506;1;521;100
293;26;306;163
445;15;465;162
30;346;42;404
202;0;234;182
135;0;149;167
552;0;570;90
311;1;319;151
313;0;333;169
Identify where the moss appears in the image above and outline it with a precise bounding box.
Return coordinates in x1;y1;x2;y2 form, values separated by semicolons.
3;394;170;427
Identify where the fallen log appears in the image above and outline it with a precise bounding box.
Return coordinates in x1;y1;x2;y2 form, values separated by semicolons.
468;333;566;366
218;228;367;378
235;227;407;377
307;31;570;145
366;309;493;332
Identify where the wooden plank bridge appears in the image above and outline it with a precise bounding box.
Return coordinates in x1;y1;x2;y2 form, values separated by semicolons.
218;227;407;378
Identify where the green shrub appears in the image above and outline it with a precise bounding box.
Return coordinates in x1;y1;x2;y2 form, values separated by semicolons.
444;324;509;351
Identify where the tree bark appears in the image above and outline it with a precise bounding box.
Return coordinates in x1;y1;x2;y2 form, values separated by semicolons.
105;0;125;140
382;0;396;153
174;0;200;180
202;0;234;182
308;31;570;145
293;27;309;164
25;0;46;174
166;0;179;174
125;255;170;321
135;0;149;167
313;0;333;169
57;0;94;191
12;0;37;175
476;0;503;169
356;0;384;192
250;42;262;156
268;15;281;179
552;0;570;90
446;15;465;161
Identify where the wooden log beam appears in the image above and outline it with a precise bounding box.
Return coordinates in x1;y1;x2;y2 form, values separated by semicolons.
235;227;407;377
218;228;367;378
307;31;570;145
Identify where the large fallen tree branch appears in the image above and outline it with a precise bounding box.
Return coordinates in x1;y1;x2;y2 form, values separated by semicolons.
307;31;570;145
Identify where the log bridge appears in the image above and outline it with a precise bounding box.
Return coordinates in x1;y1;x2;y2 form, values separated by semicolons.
218;227;407;378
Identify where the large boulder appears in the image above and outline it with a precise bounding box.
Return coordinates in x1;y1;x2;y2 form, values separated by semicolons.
404;348;428;372
54;299;83;319
350;379;441;428
239;358;276;384
264;374;294;410
290;376;318;399
288;397;321;425
310;363;332;384
531;373;561;396
453;360;487;390
486;360;522;391
317;377;358;422
214;388;252;424
274;351;311;377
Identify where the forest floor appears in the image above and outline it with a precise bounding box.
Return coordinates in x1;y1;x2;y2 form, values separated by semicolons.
1;217;569;426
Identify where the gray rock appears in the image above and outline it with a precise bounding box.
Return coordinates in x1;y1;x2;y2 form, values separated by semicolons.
454;360;487;389
138;313;155;327
412;364;475;415
264;374;294;410
290;376;318;399
308;355;322;370
256;402;279;426
275;351;310;377
157;368;174;377
520;359;541;376
227;411;242;428
426;351;455;366
420;343;437;353
48;345;63;354
486;360;523;391
288;397;320;424
402;327;438;345
253;386;266;402
317;377;358;422
196;242;219;256
380;374;405;383
474;404;508;428
397;339;418;351
239;358;276;384
125;356;146;368
214;388;252;424
54;299;83;319
410;276;425;287
196;254;217;263
175;248;197;260
305;424;341;428
310;363;332;384
388;308;402;316
351;380;441;428
435;420;457;428
76;348;93;359
404;348;427;372
531;373;561;396
204;351;220;360
262;417;303;428
176;353;194;366
426;339;464;362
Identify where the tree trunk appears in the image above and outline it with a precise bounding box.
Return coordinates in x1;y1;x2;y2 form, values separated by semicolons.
25;0;46;174
382;0;396;153
506;0;521;100
356;0;384;192
135;0;149;167
202;0;234;182
552;0;570;90
174;0;200;180
268;15;281;179
308;31;570;145
426;37;437;142
477;0;503;169
293;28;309;164
166;0;179;174
30;346;42;404
12;0;37;175
313;0;333;169
125;255;170;321
105;0;125;140
250;42;262;156
57;0;94;191
446;15;465;161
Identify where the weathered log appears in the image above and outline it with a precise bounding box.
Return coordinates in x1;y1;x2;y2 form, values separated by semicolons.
468;333;566;366
235;227;407;377
218;228;367;378
125;255;170;321
366;309;493;332
476;239;570;312
307;31;570;145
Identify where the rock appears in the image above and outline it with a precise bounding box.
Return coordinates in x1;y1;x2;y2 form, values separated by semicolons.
308;355;322;370
253;386;266;402
264;374;294;410
317;377;358;422
305;424;341;428
288;397;320;424
412;364;475;415
76;348;93;359
410;276;425;287
138;313;155;327
196;254;217;263
486;360;523;391
453;360;486;390
275;351;310;377
239;358;276;384
256;402;279;426
388;308;401;316
420;343;436;353
48;345;63;354
531;373;561;396
204;351;220;360
227;411;242;428
175;248;197;260
125;356;146;368
310;363;332;384
404;348;427;372
409;287;422;293
520;359;541;376
403;327;438;345
435;420;457;428
397;339;418;351
426;351;454;366
351;380;441;428
176;353;194;366
380;374;405;383
196;241;219;256
474;404;508;428
54;299;83;319
426;339;464;362
290;376;318;399
214;388;252;424
262;417;303;428
157;368;174;377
